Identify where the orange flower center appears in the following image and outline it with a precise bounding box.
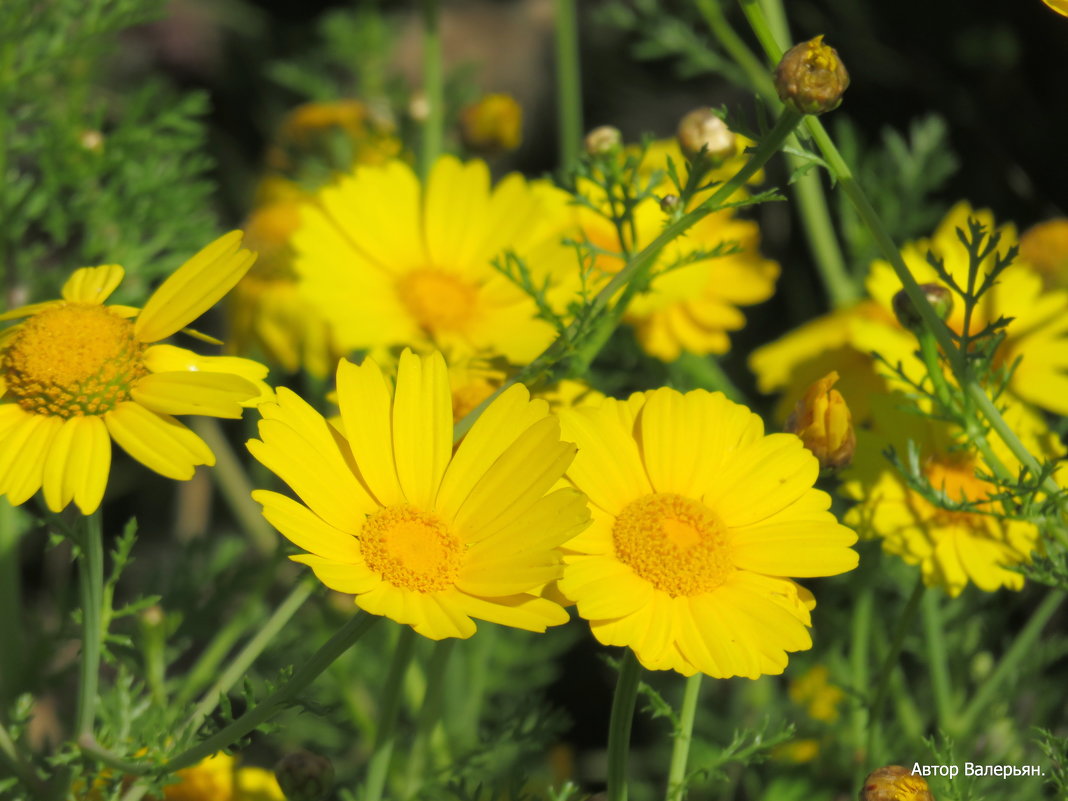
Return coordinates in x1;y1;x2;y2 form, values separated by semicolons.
613;493;733;597
397;269;479;334
924;455;997;522
2;303;147;418
360;504;463;592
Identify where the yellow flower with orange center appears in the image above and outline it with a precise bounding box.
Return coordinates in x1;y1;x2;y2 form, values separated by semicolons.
0;233;268;514
293;156;575;363
556;387;858;677
248;350;590;639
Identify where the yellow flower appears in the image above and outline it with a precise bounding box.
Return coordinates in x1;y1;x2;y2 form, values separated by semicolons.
865;201;1068;416
572;145;778;362
0;233;267;514
1019;217;1068;289
269;99;401;171
248;350;590;640
460;93;523;154
785;371;856;470
748;300;893;422
294;156;574;363
772;738;821;764
229;187;339;377
556;388;858;678
235;766;285;801
1042;0;1068;17
788;664;845;722
841;396;1063;597
164;752;234;801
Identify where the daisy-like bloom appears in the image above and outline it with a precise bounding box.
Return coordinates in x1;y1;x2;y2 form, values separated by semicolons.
863;201;1068;415
841;395;1064;597
248;349;590;640
0;233;267;514
556;387;858;678
161;752;284;801
228;179;339;377
293;156;575;363
267;99;401;173
571;146;779;362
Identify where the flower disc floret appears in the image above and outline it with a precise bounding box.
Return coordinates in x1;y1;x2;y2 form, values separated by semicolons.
613;493;732;596
396;269;480;333
360;505;463;592
3;304;147;417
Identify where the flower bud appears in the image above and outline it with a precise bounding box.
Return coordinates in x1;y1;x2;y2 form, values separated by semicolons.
460;93;523;154
584;125;622;155
676;108;737;161
274;750;335;801
891;283;953;334
659;194;680;213
785;371;855;470
860;765;935;801
774;35;850;115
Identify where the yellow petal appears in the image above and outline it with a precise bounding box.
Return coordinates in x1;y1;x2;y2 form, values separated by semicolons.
559;402;652;515
436;382;548;522
42;416;111;514
454;590;568;633
335;357;404;507
104;402;214;480
392;350;452;509
0;301;61;322
135;232;256;343
423;157;493;273
132;371;259;419
143;344;272;406
0;411;62;505
290;554;381;595
61;265;125;304
253;489;363;562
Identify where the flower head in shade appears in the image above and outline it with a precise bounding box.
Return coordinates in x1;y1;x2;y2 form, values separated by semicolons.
784;371;855;470
556;388;858;678
841;396;1063;597
293;156;574;364
248;350;590;640
0;233;268;514
460;93;523;155
1019;217;1068;289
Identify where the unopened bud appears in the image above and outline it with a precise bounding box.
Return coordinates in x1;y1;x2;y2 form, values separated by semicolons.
79;130;104;153
860;765;935;801
774;35;850;115
785;371;855;471
584;125;622;155
659;194;680;213
676;108;736;161
460;93;522;154
274;750;334;801
892;283;953;334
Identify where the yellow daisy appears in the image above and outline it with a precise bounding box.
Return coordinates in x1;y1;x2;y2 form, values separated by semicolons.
0;233;267;514
1019;217;1068;290
556;388;858;678
572;142;778;362
248;350;591;640
293;156;575;363
864;201;1068;415
841;395;1063;596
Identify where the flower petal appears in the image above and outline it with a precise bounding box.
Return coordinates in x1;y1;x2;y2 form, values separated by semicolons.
0;410;62;505
42;416;111;514
105;402;214;480
392;350;452;509
61;265;125;304
143;344;272;405
335;357;404;507
135;232;256;343
453;590;568;633
132;372;260;419
253;489;363;562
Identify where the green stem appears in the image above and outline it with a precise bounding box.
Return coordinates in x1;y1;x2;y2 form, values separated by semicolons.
76;512;104;738
606;650;642;801
921;589;954;732
164;613;380;773
665;673;702;801
419;0;444;181
363;626;418;801
849;584;873;765
180;577;316;738
0;717;44;797
454;107;803;441
404;639;455;798
554;0;583;169
0;499;24;704
954;590;1065;736
191;418;276;555
866;576;924;763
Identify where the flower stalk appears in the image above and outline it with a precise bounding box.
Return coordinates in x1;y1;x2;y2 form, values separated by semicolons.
606;649;642;801
554;0;583;169
665;674;702;801
419;0;444;182
76;511;105;738
363;626;418;801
